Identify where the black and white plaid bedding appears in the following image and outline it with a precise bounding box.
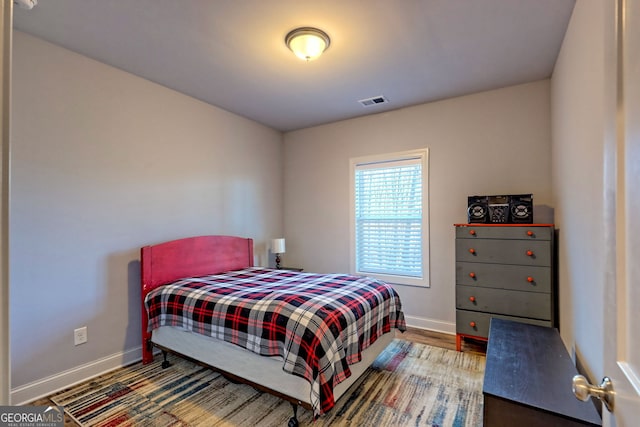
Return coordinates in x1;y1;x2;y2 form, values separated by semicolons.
144;267;406;415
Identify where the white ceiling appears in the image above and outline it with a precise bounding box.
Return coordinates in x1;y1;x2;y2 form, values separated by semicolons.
13;0;575;132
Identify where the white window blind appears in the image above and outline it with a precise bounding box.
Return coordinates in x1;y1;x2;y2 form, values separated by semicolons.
354;155;425;280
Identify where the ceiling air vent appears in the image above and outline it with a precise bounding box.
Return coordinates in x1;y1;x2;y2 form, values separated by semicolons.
358;95;388;107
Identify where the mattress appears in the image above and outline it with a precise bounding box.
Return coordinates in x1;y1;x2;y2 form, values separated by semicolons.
144;267;406;414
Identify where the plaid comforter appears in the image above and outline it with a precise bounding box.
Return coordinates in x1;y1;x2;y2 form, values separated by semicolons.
144;267;406;416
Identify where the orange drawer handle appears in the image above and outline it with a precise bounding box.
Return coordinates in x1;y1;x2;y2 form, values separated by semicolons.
526;250;534;257
469;321;476;328
469;272;476;279
527;230;534;237
527;276;534;283
469;229;476;236
469;248;476;254
469;296;476;302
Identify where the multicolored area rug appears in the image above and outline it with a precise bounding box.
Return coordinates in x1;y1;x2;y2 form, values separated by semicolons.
51;340;485;426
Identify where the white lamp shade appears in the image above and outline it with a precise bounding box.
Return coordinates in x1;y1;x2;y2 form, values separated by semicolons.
289;34;326;60
271;238;286;254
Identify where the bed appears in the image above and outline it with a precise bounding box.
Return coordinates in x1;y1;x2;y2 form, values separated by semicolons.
140;235;406;425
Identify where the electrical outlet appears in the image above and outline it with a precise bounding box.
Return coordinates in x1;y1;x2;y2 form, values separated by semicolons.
74;326;88;346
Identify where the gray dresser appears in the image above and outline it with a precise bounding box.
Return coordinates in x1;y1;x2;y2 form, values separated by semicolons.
454;224;556;351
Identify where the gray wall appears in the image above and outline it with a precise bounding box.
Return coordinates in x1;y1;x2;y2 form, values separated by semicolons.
283;80;553;332
10;32;284;401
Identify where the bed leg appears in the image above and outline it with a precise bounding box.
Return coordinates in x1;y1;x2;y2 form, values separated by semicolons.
287;403;299;427
161;350;171;369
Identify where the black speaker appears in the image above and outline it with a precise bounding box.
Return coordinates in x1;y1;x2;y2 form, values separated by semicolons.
467;196;488;223
508;194;534;223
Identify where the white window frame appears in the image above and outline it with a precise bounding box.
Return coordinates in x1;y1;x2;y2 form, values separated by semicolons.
349;148;430;287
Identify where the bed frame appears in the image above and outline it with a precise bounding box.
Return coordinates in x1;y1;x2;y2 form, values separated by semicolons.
140;235;394;425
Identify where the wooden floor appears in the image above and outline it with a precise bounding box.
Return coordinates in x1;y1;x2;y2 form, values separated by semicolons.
30;327;486;426
397;327;487;354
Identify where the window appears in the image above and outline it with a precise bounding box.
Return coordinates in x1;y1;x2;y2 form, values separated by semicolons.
350;149;429;287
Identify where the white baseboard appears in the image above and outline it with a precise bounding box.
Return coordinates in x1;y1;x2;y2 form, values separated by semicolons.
11;346;143;405
403;315;456;335
11;317;455;405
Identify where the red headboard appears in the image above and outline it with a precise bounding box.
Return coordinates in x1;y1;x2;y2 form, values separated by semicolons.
140;235;254;363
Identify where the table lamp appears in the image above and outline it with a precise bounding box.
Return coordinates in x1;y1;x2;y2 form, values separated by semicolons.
271;238;286;269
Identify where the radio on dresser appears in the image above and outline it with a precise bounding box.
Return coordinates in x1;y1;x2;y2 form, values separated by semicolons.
467;194;533;224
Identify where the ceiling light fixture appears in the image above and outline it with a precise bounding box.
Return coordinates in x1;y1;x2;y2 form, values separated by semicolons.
285;27;330;61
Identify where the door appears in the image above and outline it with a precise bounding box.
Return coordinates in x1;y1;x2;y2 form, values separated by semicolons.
0;0;10;406
601;0;640;424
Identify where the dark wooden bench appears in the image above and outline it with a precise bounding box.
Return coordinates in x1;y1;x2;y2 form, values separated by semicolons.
483;318;601;426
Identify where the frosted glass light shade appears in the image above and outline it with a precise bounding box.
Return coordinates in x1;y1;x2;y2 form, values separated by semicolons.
285;27;330;61
271;238;286;254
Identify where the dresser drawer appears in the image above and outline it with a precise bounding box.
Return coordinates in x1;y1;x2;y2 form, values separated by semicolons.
456;239;551;266
456;262;551;293
456;285;551;320
456;226;552;241
456;310;552;338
